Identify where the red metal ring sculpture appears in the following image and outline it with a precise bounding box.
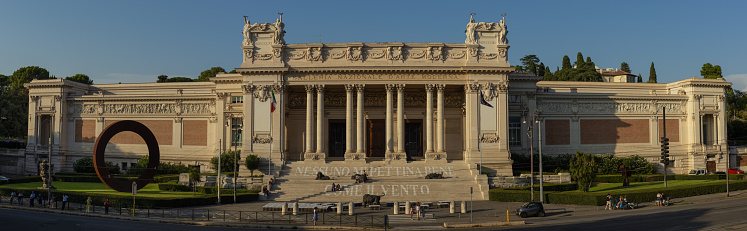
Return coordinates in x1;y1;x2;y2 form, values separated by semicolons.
93;120;160;192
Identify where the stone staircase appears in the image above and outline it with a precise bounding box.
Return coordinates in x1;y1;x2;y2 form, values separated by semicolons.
268;160;489;203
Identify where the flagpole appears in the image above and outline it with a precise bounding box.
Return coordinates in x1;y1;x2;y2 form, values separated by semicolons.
269;95;273;176
478;91;482;174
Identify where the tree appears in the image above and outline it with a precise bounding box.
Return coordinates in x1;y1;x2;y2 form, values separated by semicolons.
537;62;546;76
197;67;226;82
569;151;598;192
514;65;524;73
637;73;643;83
189;168;201;195
167;77;194;82
10;66;52;89
528;62;537;75
228;70;237;74
210;150;241;173
700;63;723;79
620;62;631;73
543;66;553;80
65;74;93;85
520;55;540;68
574;52;585;68
647;62;657;83
245;154;260;176
157;75;168;83
561;55;572;70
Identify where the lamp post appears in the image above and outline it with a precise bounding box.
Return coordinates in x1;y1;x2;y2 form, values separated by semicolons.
48;115;53;203
234;128;241;204
523;110;538;201
217;139;221;204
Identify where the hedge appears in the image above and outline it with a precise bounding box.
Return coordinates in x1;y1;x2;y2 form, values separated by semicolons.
0;187;259;208
52;174;179;183
490;180;747;206
0;176;42;185
508;183;578;192
594;174;745;183
158;183;257;195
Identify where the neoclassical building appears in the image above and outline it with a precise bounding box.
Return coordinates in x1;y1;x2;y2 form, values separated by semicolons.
22;15;730;196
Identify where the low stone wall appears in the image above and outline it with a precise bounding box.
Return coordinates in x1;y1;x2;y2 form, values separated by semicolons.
178;173;264;190
489;173;571;188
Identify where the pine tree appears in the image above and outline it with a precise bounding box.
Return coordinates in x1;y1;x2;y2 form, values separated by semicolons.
620;62;631;73
647;62;657;83
585;57;594;69
544;66;553;79
528;62;537;75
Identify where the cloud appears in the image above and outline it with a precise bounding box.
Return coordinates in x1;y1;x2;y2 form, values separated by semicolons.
726;74;747;92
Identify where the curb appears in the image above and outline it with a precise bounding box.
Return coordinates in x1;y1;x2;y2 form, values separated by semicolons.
443;221;525;228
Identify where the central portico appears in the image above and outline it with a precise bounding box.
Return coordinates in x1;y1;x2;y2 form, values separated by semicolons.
217;14;514;176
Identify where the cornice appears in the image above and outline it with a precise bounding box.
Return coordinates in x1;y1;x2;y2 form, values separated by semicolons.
537;93;688;101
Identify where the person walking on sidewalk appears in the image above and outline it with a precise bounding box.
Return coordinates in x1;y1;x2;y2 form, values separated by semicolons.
415;203;421;220
17;192;23;206
9;191;15;205
61;194;68;210
104;199;110;214
606;194;613;210
312;207;319;225
50;195;56;209
37;194;44;208
85;196;92;213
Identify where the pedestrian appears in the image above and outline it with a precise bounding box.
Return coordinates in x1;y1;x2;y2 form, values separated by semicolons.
10;191;15;205
416;203;421;220
62;194;68;210
606;194;612;210
29;191;35;207
362;170;368;183
50;196;56;209
312;207;319;225
421;205;426;220
17;192;23;206
86;196;92;213
656;192;662;207
331;183;336;192
104;198;111;214
37;194;43;207
409;203;414;220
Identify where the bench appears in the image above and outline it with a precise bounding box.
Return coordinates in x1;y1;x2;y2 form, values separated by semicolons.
368;205;381;210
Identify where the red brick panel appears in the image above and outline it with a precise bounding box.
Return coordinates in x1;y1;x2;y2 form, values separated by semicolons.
74;119;96;143
580;119;649;144
544;119;570;145
105;120;173;145
183;120;207;146
658;119;680;142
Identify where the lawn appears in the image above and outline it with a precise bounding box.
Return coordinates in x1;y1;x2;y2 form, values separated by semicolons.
588;180;723;193
0;181;203;199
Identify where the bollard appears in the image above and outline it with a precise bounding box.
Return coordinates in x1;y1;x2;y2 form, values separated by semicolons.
393;201;399;215
405;201;411;216
349;202;355;215
449;201;455;214
293;202;298;215
281;202;288;215
337;202;343;215
460;201;467;214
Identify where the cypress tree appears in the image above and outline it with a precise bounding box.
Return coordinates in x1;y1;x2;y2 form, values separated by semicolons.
575;52;585;68
529;62;537;75
562;55;572;70
538;62;546;76
637;73;642;83
544;66;553;79
647;62;657;83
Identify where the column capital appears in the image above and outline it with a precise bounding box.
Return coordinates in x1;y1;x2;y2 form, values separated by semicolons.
272;84;285;93
242;84;256;94
385;84;396;92
464;84;480;93
345;84;356;93
305;85;316;93
356;84;366;92
316;84;326;93
395;84;406;92
425;84;435;92
435;84;446;92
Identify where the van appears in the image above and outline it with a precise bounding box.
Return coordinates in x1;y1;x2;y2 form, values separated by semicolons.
688;169;706;175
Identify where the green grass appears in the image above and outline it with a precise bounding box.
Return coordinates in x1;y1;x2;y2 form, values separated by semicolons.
588;180;720;193
0;181;203;199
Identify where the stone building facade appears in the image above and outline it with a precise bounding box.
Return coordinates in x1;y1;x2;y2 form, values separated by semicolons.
23;15;730;180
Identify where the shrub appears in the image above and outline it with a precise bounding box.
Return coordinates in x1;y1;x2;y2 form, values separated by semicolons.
570;152;598;192
210;150;241;173
127;155;191;175
72;157;119;174
245;154;260;176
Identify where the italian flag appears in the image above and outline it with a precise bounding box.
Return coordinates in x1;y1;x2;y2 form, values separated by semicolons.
270;90;277;113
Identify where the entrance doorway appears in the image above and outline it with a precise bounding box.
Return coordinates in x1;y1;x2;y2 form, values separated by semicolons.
367;119;385;158
405;120;423;159
328;120;345;158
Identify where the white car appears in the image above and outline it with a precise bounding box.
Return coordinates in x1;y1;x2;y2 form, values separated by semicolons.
688;169;706;175
0;176;9;182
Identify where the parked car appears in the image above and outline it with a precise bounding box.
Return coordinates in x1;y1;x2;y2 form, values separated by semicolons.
0;176;9;182
516;202;545;218
688;169;706;175
712;171;726;175
729;168;745;174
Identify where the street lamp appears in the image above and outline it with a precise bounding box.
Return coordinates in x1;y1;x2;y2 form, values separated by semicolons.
523;110;543;202
234;128;241;204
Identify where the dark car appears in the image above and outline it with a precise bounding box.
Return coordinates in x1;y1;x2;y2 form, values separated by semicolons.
516;202;545;218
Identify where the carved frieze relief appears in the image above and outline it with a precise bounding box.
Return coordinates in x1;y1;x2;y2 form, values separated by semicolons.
538;102;683;114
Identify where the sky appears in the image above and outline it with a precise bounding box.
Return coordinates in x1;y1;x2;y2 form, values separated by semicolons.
1;0;746;90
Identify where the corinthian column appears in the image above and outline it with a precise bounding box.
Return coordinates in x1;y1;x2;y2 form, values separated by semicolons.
345;84;354;155
396;84;406;153
356;84;365;155
316;85;325;154
305;85;315;155
425;84;434;154
436;84;445;153
385;84;394;155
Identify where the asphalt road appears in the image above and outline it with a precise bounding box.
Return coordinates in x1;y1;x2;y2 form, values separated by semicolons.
490;196;747;231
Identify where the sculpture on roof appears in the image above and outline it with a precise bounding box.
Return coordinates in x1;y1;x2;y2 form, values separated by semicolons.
273;13;285;45
243;16;251;46
498;13;508;45
465;13;478;44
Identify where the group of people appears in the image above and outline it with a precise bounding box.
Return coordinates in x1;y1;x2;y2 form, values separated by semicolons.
409;202;427;220
7;192;111;213
605;194;632;210
262;177;276;198
330;183;342;192
656;192;668;207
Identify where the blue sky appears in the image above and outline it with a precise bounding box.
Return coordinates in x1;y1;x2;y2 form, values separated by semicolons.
1;0;746;90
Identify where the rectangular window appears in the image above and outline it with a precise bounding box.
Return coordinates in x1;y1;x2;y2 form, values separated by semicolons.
509;117;521;146
231;117;243;146
508;95;521;104
231;96;243;104
121;162;128;170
